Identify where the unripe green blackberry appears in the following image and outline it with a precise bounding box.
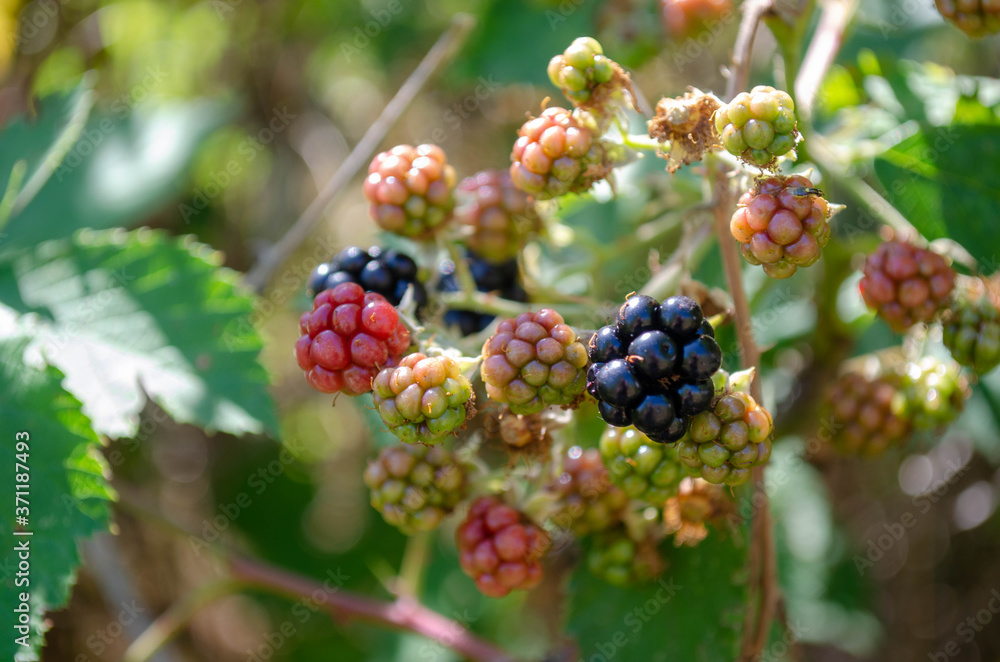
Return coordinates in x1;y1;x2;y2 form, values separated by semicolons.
481;309;590;415
825;373;911;456
363;444;466;534
586;526;664;586
546;446;628;535
942;292;1000;374
900;357;970;430
510;107;611;199
730;175;831;279
372;353;474;445
714;86;798;168
455;170;541;264
663;477;731;547
363;144;457;238
676;391;773;487
599;426;684;504
546;37;617;106
860;240;955;332
934;0;1000;36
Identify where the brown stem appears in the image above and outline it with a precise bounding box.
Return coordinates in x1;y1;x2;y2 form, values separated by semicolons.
794;0;857;120
230;556;518;662
725;0;774;101
243;14;476;292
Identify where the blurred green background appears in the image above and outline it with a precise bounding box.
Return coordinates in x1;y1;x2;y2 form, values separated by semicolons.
0;0;997;660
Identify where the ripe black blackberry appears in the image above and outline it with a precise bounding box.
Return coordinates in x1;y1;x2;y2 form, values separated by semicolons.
438;253;528;336
308;245;427;308
587;294;721;443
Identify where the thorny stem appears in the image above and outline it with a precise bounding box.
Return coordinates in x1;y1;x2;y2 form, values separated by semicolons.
243;14;476;292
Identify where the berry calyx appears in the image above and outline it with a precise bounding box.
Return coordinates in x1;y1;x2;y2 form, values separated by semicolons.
599;426;684;504
825;372;911;455
372;353;475;445
934;0;1000;36
363;144;457;238
363;444;466;534
588;295;722;442
676;390;773;486
546;446;628;535
481;309;590;415
942;288;1000;374
308;245;427;307
663;477;732;547
859;240;955;332
586;526;664;586
456;496;550;598
730;175;832;279
900;357;970;430
510;106;612;199
455;170;541;264
714;86;798;168
295;282;411;395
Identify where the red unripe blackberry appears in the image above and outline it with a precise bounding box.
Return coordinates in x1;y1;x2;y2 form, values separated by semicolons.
934;0;1000;36
663;477;732;547
295;282;411;395
371;353;475;445
660;0;733;39
900;357;970;430
510;107;611;199
481;309;590;415
730;175;831;279
859;240;955;332
942;286;1000;374
456;497;550;598
455;170;541;264
825;372;911;456
363;444;466;534
364;144;457;238
586;526;664;586
714;86;798;168
546;446;628;535
676;391;773;486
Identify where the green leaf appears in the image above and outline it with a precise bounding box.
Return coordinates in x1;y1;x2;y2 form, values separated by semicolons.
568;532;746;661
873;125;1000;270
5;228;277;438
0;95;230;258
0;331;114;662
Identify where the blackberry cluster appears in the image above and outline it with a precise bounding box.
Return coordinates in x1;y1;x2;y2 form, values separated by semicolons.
714;86;798;168
456;497;550;598
455;170;540;264
943;293;1000;374
308;245;427;307
825;373;911;455
547;446;628;535
587;295;722;442
364;144;457;238
371;353;474;445
663;478;731;547
934;0;1000;36
860;240;955;332
481;309;590;415
676;391;773;486
586;526;663;586
599;426;684;504
295;283;411;395
438;256;528;336
901;357;969;430
363;444;466;534
510;106;610;199
546;37;616;106
730;175;831;279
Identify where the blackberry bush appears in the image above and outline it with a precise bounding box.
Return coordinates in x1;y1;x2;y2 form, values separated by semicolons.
599;425;685;504
364;144;457;237
714;85;798;168
363;444;466;533
455;170;541;264
295;282;411;395
371;352;475;445
308;245;427;307
730;174;831;279
547;446;628;535
481;309;590;415
825;372;911;455
860;240;955;332
588;295;721;442
456;497;550;597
